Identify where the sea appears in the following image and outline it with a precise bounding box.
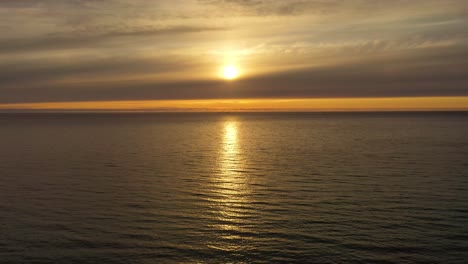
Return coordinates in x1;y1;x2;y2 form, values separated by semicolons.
0;112;467;263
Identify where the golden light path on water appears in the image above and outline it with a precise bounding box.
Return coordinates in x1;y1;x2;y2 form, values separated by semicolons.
208;118;252;252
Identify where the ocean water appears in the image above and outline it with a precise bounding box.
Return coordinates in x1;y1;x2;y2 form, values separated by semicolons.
0;112;467;263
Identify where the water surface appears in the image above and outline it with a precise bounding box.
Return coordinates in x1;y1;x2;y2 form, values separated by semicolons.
1;112;467;263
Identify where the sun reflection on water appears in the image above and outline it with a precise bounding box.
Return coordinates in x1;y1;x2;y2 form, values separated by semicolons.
207;118;252;251
222;121;239;173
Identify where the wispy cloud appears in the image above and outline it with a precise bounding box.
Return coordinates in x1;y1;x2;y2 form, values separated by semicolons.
0;26;226;53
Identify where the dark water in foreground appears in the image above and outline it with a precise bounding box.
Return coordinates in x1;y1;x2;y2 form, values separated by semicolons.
1;112;468;263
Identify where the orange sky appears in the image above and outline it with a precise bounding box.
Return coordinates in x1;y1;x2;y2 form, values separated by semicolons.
1;97;467;112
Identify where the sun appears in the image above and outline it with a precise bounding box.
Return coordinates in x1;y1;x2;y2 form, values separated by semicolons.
222;65;239;80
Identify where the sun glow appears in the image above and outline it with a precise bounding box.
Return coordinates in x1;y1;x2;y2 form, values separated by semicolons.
222;65;239;80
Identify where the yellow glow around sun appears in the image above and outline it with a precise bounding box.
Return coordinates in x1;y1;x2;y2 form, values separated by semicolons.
222;65;239;80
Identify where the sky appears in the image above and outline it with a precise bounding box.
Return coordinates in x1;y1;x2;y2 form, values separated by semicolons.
0;0;467;111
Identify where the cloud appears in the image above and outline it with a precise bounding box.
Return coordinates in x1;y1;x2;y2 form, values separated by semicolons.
198;0;319;16
1;44;467;104
0;26;225;53
0;55;198;86
198;0;467;17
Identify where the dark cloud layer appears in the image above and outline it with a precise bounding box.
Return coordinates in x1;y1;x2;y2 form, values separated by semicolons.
0;56;196;86
1;45;467;104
